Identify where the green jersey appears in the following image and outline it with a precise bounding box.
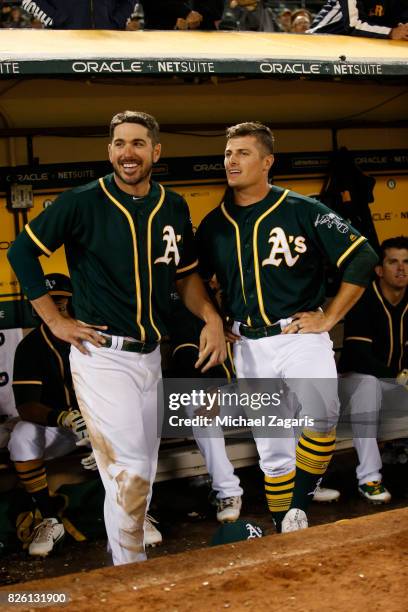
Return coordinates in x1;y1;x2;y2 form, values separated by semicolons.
338;279;407;377
9;175;198;343
196;186;367;327
13;324;78;414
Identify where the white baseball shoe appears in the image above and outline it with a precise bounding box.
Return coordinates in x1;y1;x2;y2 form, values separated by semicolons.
216;496;242;523
29;518;65;557
313;485;340;503
144;515;162;547
281;508;308;533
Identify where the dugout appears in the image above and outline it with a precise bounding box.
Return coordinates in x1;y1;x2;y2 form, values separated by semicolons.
0;29;407;478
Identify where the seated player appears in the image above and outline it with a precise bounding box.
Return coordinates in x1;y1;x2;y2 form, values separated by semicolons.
148;285;243;545
8;273;96;557
338;237;408;503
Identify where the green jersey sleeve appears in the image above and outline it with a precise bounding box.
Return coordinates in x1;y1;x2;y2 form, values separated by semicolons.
176;203;198;278
12;339;43;407
24;190;78;257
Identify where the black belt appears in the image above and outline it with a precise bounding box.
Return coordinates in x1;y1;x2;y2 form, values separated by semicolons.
102;335;158;354
239;323;282;340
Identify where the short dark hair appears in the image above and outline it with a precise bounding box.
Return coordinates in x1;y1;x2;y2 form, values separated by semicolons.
226;122;275;155
110;111;160;145
379;236;408;264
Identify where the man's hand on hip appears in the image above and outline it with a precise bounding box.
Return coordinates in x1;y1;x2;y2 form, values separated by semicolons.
282;310;332;335
49;316;108;354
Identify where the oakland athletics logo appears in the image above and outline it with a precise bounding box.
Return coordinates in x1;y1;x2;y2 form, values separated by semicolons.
245;523;263;539
154;225;181;266
262;227;306;267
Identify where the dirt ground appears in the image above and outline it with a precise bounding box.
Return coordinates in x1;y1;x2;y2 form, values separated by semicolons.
1;507;407;612
1;448;408;597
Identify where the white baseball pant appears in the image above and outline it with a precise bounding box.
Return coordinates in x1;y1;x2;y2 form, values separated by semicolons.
184;391;243;499
70;341;161;566
8;421;77;462
340;373;408;485
232;324;339;478
192;427;243;499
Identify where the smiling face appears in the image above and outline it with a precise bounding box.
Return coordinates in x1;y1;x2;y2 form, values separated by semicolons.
376;248;408;291
108;122;161;196
224;135;274;191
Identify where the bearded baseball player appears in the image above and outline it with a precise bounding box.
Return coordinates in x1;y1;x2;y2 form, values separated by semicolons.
196;121;378;533
8;111;226;566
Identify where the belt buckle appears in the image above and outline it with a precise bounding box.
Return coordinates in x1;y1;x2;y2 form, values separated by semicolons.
138;340;148;352
123;338;143;352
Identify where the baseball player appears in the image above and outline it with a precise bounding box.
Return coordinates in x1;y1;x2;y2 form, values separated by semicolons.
338;236;408;503
144;286;242;547
8;273;96;557
166;286;243;523
196;121;378;532
8;111;226;566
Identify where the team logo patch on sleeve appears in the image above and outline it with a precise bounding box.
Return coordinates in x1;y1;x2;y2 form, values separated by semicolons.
314;213;349;234
154;225;181;266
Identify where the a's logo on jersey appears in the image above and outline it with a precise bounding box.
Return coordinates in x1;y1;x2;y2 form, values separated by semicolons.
314;213;348;234
154;225;181;266
262;227;306;268
350;234;357;241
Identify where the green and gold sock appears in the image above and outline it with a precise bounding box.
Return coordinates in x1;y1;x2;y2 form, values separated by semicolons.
264;469;295;532
14;459;55;518
291;429;336;512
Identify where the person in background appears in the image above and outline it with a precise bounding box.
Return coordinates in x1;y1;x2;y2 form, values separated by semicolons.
276;7;292;32
338;236;408;503
290;8;312;33
291;14;311;33
8;274;96;557
220;0;277;32
20;0;135;29
141;1;223;31
309;0;408;40
1;4;29;28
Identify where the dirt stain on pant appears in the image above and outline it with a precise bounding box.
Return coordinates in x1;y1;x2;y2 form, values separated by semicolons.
73;392;117;474
116;471;149;554
72;382;148;555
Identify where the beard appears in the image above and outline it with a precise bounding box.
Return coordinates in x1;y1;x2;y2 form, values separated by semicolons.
112;157;153;187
